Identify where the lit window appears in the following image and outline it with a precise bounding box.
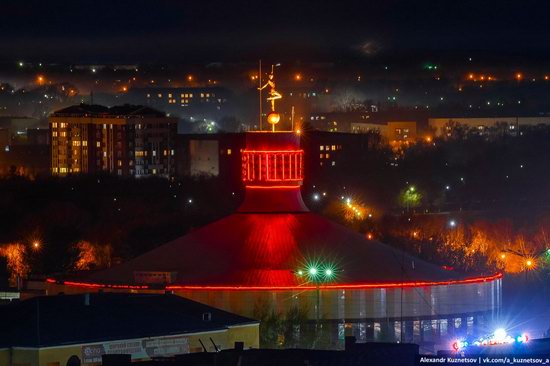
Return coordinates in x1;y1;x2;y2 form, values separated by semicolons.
158;93;162;98
52;131;58;137
96;142;101;147
82;141;88;146
320;146;324;151
320;153;323;159
117;160;122;167
332;161;336;166
171;149;175;156
52;123;57;128
153;150;157;157
227;149;232;155
168;93;172;98
331;145;336;150
326;153;329;158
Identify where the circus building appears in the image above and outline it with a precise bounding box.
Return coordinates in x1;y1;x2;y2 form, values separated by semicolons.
47;72;502;350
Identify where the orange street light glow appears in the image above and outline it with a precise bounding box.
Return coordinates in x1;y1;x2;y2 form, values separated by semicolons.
295;73;302;81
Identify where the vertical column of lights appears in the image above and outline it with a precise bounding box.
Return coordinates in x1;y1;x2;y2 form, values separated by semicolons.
241;150;304;184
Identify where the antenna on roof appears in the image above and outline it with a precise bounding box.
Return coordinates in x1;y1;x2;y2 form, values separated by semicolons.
258;59;262;131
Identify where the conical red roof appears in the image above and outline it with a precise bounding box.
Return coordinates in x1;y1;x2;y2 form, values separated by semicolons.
90;211;474;287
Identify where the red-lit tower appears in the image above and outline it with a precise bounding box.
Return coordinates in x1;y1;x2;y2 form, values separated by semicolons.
239;132;307;213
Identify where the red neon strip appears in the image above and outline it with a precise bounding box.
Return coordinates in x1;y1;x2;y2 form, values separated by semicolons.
243;150;304;153
295;153;298;179
62;280;150;290
245;185;301;189
53;273;503;292
266;154;269;180
164;273;503;291
274;154;277;180
252;154;255;180
258;153;262;180
289;154;293;178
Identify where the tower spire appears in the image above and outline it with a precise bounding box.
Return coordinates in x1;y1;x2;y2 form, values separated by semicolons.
258;64;282;132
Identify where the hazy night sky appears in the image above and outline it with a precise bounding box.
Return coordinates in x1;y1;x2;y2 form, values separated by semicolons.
1;0;550;63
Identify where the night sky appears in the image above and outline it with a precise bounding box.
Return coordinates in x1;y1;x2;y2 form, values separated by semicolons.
1;0;550;63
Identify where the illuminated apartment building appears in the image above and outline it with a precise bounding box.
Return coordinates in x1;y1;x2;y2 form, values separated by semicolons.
49;104;177;177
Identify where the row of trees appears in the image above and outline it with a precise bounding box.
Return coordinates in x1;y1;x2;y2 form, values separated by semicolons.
0;174;239;285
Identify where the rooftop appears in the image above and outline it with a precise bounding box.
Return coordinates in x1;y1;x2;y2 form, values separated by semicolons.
0;293;257;348
51;104;166;118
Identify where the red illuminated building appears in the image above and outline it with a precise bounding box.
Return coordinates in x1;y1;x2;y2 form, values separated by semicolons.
48;130;502;349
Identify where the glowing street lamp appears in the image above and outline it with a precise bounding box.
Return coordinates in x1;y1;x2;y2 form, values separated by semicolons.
308;266;318;276
295;260;339;325
32;240;40;250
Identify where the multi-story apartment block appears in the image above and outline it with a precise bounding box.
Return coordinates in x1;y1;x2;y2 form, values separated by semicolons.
49;104;177;178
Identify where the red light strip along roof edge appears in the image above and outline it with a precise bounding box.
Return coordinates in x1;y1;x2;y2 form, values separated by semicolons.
47;273;503;292
245;185;301;189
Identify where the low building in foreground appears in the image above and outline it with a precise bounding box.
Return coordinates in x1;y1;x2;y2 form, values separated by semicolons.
0;293;259;366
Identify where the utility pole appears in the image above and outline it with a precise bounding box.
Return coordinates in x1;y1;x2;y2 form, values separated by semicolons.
258;60;262;131
291;106;295;131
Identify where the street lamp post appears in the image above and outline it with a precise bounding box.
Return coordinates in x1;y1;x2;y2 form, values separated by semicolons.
296;263;337;334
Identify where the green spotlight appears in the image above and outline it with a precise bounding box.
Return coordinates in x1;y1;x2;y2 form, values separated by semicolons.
309;267;318;276
325;268;333;277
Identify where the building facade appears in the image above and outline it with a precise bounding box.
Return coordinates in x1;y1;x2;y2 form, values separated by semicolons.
49;104;177;178
428;116;550;137
0;293;259;366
